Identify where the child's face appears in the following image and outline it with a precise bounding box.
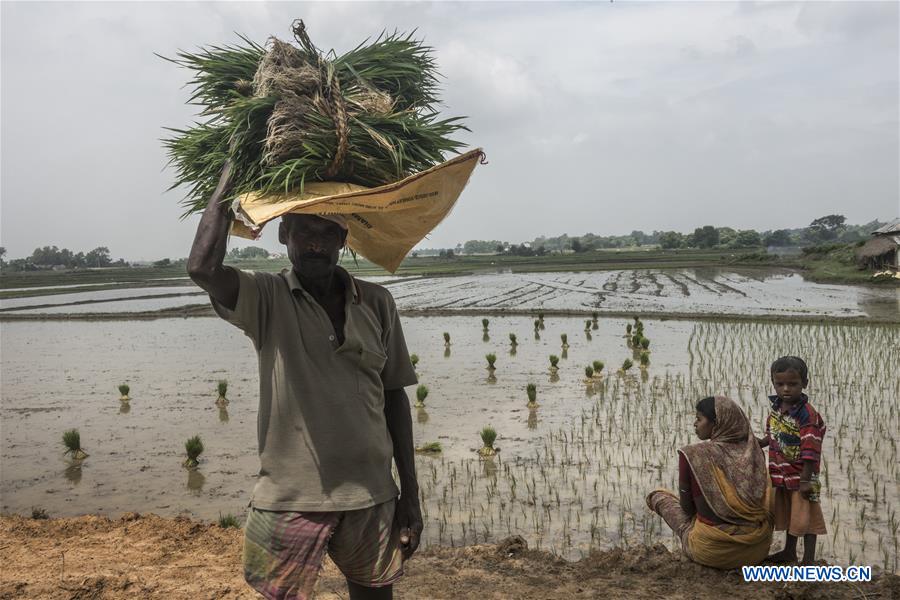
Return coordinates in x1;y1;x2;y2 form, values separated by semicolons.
694;411;715;440
771;369;806;404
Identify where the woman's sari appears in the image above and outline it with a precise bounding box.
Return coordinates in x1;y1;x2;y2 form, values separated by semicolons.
650;396;773;569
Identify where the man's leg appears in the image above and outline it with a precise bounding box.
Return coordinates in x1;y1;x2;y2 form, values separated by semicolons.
348;580;392;600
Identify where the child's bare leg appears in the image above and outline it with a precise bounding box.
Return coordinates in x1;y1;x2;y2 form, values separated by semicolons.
801;534;817;565
768;533;798;563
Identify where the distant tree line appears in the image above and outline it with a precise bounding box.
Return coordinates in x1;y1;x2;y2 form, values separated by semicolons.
456;216;885;255
0;245;128;272
227;246;270;260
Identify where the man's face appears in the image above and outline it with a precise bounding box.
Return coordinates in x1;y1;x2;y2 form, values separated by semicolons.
278;214;347;279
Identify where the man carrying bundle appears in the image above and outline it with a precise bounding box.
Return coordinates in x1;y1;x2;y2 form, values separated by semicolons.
187;163;421;600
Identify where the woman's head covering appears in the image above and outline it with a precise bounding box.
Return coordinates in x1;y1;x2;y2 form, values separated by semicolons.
679;396;769;525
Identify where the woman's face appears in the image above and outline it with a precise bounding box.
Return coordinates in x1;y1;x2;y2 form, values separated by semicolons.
694;411;715;440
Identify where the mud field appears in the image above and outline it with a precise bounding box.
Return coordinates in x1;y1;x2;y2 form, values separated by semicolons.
2;513;897;600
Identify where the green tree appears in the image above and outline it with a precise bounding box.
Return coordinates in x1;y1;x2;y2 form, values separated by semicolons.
84;246;111;267
807;214;846;242
692;226;719;248
732;230;762;248
658;231;683;249
764;229;793;247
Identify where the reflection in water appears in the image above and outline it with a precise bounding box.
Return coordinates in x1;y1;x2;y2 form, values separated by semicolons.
63;463;83;485
561;348;568;360
585;331;592;342
486;373;497;385
443;347;451;359
585;383;596;397
218;406;230;423
509;346;517;357
527;409;538;430
534;332;540;341
641;369;650;383
482;457;497;478
416;408;429;424
482;333;490;343
186;469;206;494
118;401;131;415
549;373;560;384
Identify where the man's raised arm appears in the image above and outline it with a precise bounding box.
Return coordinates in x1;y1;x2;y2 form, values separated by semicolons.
186;162;239;311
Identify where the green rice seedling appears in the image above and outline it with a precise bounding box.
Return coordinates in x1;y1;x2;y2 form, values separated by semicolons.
632;334;642;347
485;353;497;371
549;355;560;373
538;312;545;322
560;333;568;348
415;384;429;408
584;365;594;380
31;507;49;520
626;324;632;336
639;351;650;369
478;426;498;457
443;332;451;346
216;379;229;406
640;337;650;350
415;441;442;454
118;383;130;401
585;320;592;331
592;360;605;377
183;435;204;468
410;354;419;370
218;513;241;528
534;319;541;331
620;358;634;373
526;383;538;408
592;311;599;321
482;318;490;331
509;333;517;346
62;429;88;460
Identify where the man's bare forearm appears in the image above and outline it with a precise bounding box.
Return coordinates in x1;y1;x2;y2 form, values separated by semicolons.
384;388;418;497
187;162;233;286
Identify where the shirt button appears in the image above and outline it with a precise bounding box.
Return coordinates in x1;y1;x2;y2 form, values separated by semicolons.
329;335;335;341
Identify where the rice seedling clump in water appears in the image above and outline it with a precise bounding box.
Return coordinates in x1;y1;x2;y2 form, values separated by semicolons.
62;429;88;460
485;353;497;371
415;384;428;408
118;384;130;401
410;354;419;370
415;441;442;454
183;435;204;469
478;426;498;457
526;383;538;408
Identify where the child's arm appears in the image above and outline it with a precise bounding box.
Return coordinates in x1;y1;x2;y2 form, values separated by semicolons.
798;460;815;499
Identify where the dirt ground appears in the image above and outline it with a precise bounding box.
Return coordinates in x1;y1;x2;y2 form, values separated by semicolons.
1;513;896;600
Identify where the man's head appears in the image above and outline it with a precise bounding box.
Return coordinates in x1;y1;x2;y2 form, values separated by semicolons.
278;214;349;279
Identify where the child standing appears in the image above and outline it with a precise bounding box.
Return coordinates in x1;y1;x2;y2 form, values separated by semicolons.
760;356;827;565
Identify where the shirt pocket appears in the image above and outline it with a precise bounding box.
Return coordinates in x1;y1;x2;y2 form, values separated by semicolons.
356;346;387;395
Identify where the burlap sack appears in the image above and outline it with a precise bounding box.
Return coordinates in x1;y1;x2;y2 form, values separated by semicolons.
231;149;484;273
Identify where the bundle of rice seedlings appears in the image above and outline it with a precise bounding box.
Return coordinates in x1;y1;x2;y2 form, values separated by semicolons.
526;383;538;408
509;333;517;346
481;318;489;331
163;20;467;216
584;365;594;381
443;332;451;347
620;359;634;374
585;320;592;331
560;333;568;348
118;384;130;402
485;353;497;371
533;319;540;331
592;360;605;377
415;441;442;454
410;353;419;370
183;435;204;468
216;379;229;406
62;429;88;460
640;337;650;350
414;384;428;408
626;324;633;336
640;350;651;369
478;426;498;457
549;354;560;373
591;311;599;329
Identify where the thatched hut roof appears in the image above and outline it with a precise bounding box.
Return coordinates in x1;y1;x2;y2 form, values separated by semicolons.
856;235;898;259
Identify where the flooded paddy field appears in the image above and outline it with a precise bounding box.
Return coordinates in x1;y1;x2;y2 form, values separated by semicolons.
2;303;897;569
1;269;897;322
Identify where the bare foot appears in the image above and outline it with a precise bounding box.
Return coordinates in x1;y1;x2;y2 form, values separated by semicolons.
766;550;797;564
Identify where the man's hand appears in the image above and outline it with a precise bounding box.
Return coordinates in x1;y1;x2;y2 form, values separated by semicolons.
395;493;423;560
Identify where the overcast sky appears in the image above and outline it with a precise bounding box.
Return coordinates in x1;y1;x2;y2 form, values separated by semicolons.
1;1;898;261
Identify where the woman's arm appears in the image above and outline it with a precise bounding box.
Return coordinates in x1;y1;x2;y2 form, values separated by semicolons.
678;453;697;516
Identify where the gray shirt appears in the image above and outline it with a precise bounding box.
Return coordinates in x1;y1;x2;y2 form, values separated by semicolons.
211;266;418;511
